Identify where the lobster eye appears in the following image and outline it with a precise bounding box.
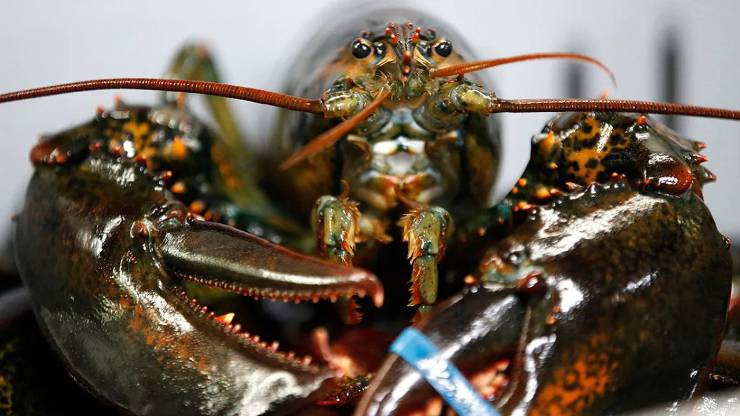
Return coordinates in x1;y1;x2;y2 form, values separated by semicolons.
352;39;372;59
434;41;453;57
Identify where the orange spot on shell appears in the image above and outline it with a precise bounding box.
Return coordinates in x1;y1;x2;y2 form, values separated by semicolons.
516;201;534;211
538;131;558;156
532;334;619;414
170;181;187;194
534;187;551;200
170;136;188;159
189;200;206;214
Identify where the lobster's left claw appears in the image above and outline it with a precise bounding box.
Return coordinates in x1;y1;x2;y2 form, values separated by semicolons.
355;286;527;415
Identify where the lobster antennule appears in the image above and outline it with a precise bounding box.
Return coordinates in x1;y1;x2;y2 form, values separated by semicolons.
489;98;740;120
431;52;617;86
280;88;392;170
0;78;324;113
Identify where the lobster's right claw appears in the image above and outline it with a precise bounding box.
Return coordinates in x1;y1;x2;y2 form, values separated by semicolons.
16;157;383;415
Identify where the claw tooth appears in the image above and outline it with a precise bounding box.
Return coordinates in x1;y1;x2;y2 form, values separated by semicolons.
231;324;241;333
357;290;366;298
301;355;312;366
294;298;302;304
270;341;280;352
215;312;235;325
200;306;208;313
329;294;338;303
252;335;260;343
286;351;295;360
312;295;320;303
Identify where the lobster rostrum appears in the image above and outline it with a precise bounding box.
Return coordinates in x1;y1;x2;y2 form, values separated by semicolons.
0;7;738;415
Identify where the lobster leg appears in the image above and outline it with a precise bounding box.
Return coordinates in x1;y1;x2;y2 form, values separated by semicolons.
400;206;453;309
312;195;361;266
312;193;371;325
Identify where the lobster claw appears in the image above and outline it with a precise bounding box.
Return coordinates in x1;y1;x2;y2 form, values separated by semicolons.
15;157;384;415
355;286;527;415
358;180;732;415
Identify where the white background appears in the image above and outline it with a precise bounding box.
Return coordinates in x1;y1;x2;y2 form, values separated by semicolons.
1;0;738;240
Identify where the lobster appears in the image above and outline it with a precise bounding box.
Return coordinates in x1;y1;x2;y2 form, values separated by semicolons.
0;5;738;415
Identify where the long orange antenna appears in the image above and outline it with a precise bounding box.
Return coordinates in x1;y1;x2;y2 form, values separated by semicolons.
280;88;391;170
490;98;740;120
431;52;616;86
0;78;323;113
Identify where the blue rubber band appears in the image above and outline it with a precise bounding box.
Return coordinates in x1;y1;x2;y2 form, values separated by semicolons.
390;328;500;416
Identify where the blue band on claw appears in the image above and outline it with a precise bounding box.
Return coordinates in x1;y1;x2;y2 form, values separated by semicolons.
390;328;500;416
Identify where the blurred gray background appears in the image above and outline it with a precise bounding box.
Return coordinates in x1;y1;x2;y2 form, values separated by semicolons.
0;0;738;241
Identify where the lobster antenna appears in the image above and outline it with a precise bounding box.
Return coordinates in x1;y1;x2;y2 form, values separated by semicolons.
490;98;740;120
280;88;391;170
431;52;617;86
0;78;323;113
